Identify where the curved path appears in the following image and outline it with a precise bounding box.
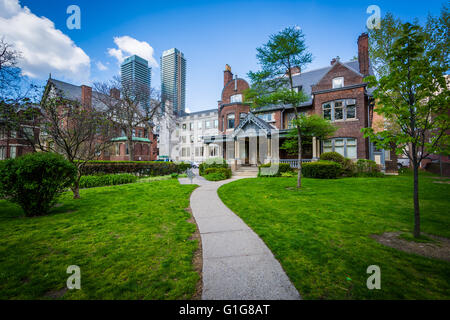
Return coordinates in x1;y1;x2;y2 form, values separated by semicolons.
179;171;301;300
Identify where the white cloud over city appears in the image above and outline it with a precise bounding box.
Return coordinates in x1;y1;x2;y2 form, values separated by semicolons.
0;0;91;82
108;36;158;68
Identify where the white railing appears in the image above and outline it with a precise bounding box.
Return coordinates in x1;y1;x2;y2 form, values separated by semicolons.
279;159;313;168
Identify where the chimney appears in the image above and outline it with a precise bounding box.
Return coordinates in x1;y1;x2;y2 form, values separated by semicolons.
224;64;233;87
81;85;92;108
358;33;369;76
330;58;337;65
286;66;301;76
110;88;120;99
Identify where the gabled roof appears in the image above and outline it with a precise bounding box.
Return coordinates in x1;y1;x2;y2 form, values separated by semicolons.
232;112;273;138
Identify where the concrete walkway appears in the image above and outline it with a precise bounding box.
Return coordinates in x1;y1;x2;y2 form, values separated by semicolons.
179;171;301;300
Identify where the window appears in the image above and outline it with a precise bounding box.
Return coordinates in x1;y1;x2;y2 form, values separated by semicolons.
23;127;34;139
10;146;16;159
322;99;357;121
334;101;343;120
385;150;391;161
322;138;357;159
230;94;243;103
322;103;331;120
332;77;344;89
115;144;120;156
240;113;247;120
214;120;218;128
181;136;187;144
125;143;129;155
190;135;194;143
198;121;202;130
0;146;6;160
182;124;187;131
0;128;6;139
10;130;17;138
189;123;194;131
227;113;235;129
195;146;204;157
205;120;211;129
258;113;273;122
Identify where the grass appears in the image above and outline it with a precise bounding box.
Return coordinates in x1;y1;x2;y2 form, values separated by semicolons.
0;179;198;300
218;172;450;299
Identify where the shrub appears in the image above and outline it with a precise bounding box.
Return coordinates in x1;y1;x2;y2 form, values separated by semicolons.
79;174;137;189
176;162;192;173
281;171;295;177
171;173;179;179
0;152;77;216
199;158;228;176
356;159;383;177
204;167;232;179
302;161;342;179
79;161;180;176
258;163;293;177
203;172;227;181
320;152;345;164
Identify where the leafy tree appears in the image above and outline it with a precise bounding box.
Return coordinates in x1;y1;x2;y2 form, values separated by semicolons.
245;26;313;188
281;114;336;157
363;21;449;238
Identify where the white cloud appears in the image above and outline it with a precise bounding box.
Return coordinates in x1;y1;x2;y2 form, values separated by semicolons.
108;36;158;68
96;61;108;71
0;0;90;82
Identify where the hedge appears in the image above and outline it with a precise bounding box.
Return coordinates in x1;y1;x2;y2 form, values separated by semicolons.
204;167;232;179
199;158;229;176
258;163;293;177
79;161;182;176
301;161;342;179
204;172;228;181
79;174;137;189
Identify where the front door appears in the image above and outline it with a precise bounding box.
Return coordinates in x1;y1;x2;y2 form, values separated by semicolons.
245;138;250;165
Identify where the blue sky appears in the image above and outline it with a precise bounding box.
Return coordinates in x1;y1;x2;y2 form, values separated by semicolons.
6;0;447;112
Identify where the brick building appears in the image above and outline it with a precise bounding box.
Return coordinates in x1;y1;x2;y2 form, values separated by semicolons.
41;78;158;161
204;33;397;173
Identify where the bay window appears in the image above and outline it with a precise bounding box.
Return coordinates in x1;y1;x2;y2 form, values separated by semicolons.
322;138;357;159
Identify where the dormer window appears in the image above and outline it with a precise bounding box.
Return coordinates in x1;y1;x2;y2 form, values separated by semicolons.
230;94;243;103
332;77;344;89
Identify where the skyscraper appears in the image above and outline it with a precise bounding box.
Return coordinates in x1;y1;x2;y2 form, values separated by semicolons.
161;48;186;116
120;55;151;107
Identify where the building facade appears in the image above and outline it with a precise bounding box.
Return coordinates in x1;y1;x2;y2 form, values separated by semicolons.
161;48;186;116
41;78;158;161
120;55;152;107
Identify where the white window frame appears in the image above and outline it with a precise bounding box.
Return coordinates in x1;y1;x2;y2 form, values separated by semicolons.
322;99;357;122
322;138;357;159
230;94;243;103
332;77;344;89
227;113;235;129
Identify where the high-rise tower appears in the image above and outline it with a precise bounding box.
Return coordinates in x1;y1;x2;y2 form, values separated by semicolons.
161;48;186;116
120;55;151;107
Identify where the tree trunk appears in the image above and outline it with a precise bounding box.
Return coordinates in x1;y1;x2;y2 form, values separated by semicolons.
297;130;302;189
71;175;81;199
413;160;420;238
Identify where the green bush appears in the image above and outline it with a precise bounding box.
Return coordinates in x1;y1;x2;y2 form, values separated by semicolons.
356;159;383;177
204;167;232;179
258;163;293;177
203;172;227;181
80;161;180;176
176;162;192;173
320;152;356;177
199;158;229;176
171;173;179;179
0;152;76;216
320;152;345;164
79;174;137;189
302;161;342;179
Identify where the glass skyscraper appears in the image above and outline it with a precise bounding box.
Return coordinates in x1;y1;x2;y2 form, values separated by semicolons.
161;48;186;116
120;55;151;107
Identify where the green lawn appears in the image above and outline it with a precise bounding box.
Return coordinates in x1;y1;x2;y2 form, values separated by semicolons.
0;179;199;299
218;173;450;299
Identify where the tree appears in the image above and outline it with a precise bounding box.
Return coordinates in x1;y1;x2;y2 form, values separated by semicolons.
38;91;116;199
362;22;449;238
245;26;313;188
93;76;163;161
281;114;336;156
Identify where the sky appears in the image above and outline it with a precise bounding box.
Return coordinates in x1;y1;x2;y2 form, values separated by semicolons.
1;0;446;112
